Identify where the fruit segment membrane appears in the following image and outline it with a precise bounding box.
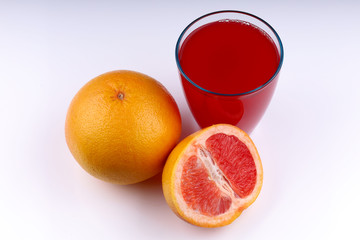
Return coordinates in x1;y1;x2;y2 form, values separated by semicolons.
180;133;257;216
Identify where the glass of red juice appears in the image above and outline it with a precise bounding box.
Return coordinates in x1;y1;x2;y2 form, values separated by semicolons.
176;10;284;134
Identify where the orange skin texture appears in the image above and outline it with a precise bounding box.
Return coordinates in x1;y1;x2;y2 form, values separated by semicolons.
65;70;181;184
162;124;263;227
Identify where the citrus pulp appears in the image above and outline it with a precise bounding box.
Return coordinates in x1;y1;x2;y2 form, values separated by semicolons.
162;124;263;227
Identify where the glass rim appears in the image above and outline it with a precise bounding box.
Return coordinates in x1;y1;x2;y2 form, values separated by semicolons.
175;10;284;97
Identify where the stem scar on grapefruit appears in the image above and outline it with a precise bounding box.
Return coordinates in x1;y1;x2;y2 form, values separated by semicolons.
162;124;263;227
65;70;181;185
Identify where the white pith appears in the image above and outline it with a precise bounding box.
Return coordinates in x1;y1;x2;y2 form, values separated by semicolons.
197;146;239;199
173;125;263;225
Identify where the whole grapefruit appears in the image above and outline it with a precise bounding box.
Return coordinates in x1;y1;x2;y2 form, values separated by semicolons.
65;70;181;185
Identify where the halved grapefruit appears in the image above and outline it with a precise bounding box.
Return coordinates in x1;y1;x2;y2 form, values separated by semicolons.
162;124;263;227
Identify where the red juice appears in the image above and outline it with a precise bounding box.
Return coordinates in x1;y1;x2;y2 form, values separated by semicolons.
178;19;281;133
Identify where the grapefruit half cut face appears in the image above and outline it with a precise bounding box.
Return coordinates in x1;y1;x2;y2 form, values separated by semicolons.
162;124;263;227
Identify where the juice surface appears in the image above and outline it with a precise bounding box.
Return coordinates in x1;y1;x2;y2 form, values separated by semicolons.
179;20;280;95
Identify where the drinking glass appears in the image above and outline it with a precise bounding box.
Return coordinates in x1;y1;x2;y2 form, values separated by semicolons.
176;10;284;134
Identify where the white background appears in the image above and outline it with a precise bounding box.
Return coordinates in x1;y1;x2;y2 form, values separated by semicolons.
1;0;359;239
